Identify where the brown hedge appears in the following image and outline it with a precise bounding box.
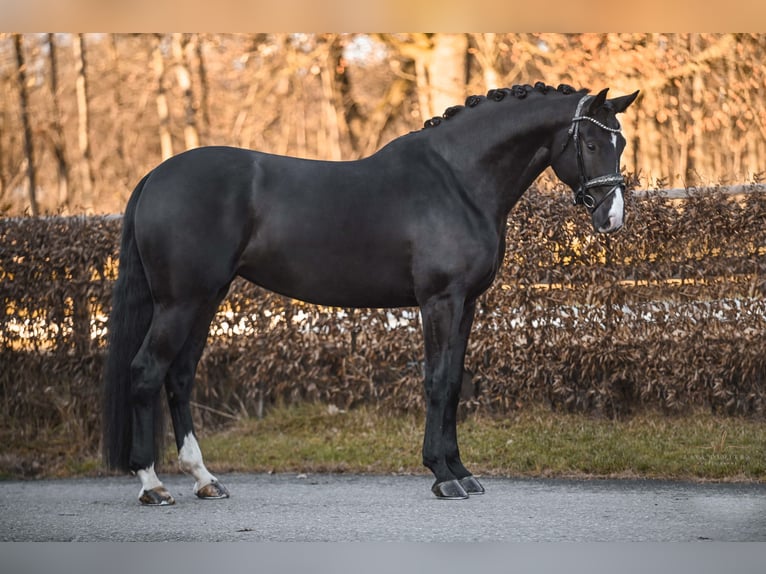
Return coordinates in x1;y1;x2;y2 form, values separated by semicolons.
2;185;765;452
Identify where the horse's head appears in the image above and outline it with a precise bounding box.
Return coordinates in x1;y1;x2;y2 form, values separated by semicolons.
551;88;639;233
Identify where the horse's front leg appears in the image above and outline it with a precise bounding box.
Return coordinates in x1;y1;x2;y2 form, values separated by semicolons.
420;294;483;499
445;299;485;495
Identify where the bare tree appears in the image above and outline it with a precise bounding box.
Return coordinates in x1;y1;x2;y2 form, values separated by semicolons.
172;33;200;150
386;33;469;123
471;33;501;90
47;33;71;213
0;81;6;207
151;34;174;161
13;33;38;215
1;33;765;216
330;37;364;155
107;34;131;187
318;35;344;160
73;33;95;212
427;33;469;116
195;34;211;140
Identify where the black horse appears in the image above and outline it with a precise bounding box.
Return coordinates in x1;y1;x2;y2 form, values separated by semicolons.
104;83;639;504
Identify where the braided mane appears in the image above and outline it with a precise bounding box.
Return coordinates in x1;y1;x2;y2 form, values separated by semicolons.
422;82;583;129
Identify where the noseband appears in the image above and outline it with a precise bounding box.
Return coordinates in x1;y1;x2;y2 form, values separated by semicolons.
565;95;625;212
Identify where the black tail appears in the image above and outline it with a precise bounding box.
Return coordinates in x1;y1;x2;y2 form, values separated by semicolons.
103;173;164;471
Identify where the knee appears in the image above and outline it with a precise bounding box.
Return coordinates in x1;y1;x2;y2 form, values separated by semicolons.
166;386;191;407
427;383;461;411
165;374;193;404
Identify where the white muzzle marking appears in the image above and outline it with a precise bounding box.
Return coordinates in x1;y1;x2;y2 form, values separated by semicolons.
599;186;624;232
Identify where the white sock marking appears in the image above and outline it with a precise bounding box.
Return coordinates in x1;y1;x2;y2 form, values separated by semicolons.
137;464;163;496
178;432;217;493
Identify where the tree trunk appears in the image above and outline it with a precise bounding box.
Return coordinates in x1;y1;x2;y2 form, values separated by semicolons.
319;35;344;161
359;75;410;157
426;34;469;118
13;34;40;216
151;34;174;161
232;34;269;149
689;33;705;184
47;33;71;213
331;36;364;156
396;33;468;123
0;81;6;205
108;34;131;188
13;34;38;216
172;33;200;150
73;33;95;213
196;34;211;141
472;33;500;90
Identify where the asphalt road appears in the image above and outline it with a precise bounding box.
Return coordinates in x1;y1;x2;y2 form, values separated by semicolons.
2;473;766;542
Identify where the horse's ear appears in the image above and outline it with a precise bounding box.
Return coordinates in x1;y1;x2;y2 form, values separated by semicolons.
609;90;640;113
586;88;610;114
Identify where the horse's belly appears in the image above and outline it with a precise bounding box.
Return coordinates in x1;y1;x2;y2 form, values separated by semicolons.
237;246;417;309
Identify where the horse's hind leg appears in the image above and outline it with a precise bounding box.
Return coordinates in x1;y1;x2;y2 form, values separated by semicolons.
130;300;202;505
166;286;231;500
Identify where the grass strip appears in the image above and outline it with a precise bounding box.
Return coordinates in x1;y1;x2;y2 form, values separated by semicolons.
2;403;764;481
200;403;766;482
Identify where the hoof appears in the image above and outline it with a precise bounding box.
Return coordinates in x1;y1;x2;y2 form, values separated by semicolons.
196;480;230;500
432;479;469;500
139;486;175;506
459;475;485;495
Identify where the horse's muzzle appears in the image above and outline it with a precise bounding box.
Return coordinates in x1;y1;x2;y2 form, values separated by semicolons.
593;185;625;233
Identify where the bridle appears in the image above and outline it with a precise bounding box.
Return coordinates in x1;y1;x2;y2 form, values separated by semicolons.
564;94;625;212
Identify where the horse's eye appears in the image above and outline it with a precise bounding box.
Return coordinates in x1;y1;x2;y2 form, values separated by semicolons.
586;142;596;151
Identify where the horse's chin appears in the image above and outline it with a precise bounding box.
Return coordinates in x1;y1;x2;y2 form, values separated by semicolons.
595;219;624;234
597;224;623;234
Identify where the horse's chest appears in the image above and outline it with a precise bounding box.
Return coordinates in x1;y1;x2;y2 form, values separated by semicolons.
413;227;503;300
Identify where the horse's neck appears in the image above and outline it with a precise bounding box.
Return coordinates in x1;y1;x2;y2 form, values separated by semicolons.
428;100;570;221
501;145;554;212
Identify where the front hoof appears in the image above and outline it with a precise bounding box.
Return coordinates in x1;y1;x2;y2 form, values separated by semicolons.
432;479;469;500
139;486;175;506
459;475;485;495
196;480;230;500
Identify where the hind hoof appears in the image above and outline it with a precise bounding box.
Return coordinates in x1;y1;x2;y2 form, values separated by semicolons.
432;479;469;500
139;486;175;506
459;475;485;495
196;480;230;500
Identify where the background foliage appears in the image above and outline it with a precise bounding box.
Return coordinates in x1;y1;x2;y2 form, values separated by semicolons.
1;33;765;215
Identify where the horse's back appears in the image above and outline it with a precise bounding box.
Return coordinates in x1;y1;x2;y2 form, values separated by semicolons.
239;149;422;307
131;144;500;309
132;146;420;307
